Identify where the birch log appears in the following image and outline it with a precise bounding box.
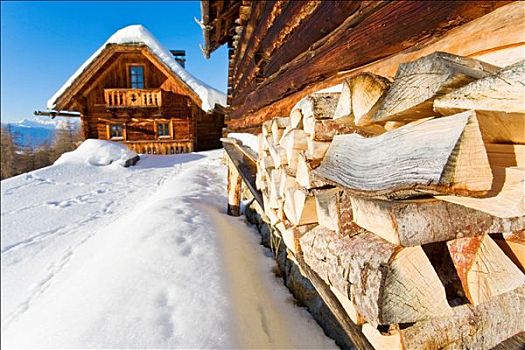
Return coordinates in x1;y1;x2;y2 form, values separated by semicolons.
289;108;303;129
364;286;525;350
447;235;525;305
333;79;352;120
296;152;327;189
349;196;525;246
373;51;500;123
434;60;525;143
300;226;452;326
271;116;289;144
314;111;493;199
303;119;357;141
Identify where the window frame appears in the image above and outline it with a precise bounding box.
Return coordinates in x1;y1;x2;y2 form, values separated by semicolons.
155;120;172;139
108;123;124;140
128;65;145;89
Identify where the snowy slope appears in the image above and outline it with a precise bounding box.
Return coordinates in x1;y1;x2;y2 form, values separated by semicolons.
1;147;336;348
48;24;226;112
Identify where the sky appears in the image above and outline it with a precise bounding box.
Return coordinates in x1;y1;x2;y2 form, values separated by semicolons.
0;1;228;123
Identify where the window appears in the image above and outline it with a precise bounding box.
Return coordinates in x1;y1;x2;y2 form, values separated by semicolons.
110;123;123;139
129;66;144;89
157;122;170;138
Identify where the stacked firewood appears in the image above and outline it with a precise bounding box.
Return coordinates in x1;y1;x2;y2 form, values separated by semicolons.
255;52;525;349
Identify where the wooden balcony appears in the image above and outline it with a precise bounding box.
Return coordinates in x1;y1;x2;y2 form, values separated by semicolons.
125;140;193;155
104;88;162;108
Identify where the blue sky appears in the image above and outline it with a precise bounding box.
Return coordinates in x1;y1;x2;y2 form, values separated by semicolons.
0;1;228;123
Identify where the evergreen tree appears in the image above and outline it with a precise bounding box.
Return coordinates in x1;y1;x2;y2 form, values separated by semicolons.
1;125;17;180
53;119;80;160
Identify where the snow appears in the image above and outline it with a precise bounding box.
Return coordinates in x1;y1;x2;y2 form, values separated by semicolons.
47;24;226;112
228;132;259;154
14;116;78;130
54;139;138;167
1;150;336;348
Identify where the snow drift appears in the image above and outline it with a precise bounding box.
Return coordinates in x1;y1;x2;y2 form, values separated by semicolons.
54;139;138;167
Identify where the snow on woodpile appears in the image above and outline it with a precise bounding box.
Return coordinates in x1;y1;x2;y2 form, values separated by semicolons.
227;132;259;154
47;24;226;112
54;139;138;167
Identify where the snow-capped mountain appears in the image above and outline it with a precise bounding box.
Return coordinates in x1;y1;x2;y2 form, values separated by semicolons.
2;116;79;148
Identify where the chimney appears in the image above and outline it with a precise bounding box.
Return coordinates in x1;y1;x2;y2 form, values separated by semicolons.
170;50;186;68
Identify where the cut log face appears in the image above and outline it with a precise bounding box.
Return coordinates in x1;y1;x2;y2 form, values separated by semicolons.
305;139;331;161
262;119;273;136
282;129;308;161
434;60;525;143
447;235;525;305
349;195;525;246
278;170;298;199
333;79;352;120
314;111;493;199
257;133;265;156
283;188;318;226
296;152;327;189
315;189;367;237
276;223;316;256
486;144;525;169
373;286;525;350
300;227;452;326
303;119;357;141
373;51;500;123
289;108;303;129
268;143;288;168
350;72;391;126
437;166;524;219
297;92;340;120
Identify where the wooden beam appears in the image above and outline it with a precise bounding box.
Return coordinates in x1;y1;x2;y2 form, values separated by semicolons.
228;1;507;123
314;111;493;199
226;1;519;131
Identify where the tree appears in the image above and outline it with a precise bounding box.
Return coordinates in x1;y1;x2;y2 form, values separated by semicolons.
1;125;18;180
52;119;80;161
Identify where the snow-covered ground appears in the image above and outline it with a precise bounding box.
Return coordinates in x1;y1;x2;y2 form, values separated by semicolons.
1;145;336;348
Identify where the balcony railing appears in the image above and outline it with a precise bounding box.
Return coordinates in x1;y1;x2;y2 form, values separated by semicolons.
104;89;162;108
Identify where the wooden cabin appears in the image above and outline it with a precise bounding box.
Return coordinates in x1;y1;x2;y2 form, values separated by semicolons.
201;2;525;349
46;25;226;154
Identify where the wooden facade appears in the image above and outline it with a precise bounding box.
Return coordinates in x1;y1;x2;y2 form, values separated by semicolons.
201;0;520;132
51;44;224;153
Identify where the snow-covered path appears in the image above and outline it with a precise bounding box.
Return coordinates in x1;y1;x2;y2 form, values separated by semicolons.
1;149;335;348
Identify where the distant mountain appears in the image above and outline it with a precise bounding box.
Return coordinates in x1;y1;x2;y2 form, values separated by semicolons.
2;116;79;148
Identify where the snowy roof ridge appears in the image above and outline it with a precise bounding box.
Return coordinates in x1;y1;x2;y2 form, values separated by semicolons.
47;24;226;112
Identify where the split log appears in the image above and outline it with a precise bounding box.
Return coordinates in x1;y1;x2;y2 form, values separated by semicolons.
315;188;367;237
296;152;327;189
330;286;365;326
434;60;525;144
289;108;303;129
281;129;307;162
447;235;525;305
363;285;525;350
333;79;352;120
257;133;265;156
349;195;525;246
283;188;318;226
278;170;298;199
297;92;340;120
268;143;287;168
260;155;274;170
314;111;493;199
437;166;524;219
303;119;357;141
300;226;452;325
271;116;289;144
305;139;331;161
261;119;272;137
350;72;391;126
227;158;242;216
373;51;500;123
493;231;525;273
486;143;525;168
275;223;316;256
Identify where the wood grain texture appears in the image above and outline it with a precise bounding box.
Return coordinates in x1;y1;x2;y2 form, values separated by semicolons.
372;52;499;123
314;111;493;199
350;196;525;246
434;60;525;144
226;2;519;131
300;226;451;326
350;72;391;126
447;235;525;305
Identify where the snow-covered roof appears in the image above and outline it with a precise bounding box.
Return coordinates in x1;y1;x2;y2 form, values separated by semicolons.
47;25;226;112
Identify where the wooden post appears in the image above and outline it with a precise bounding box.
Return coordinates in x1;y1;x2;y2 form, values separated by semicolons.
227;157;242;216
